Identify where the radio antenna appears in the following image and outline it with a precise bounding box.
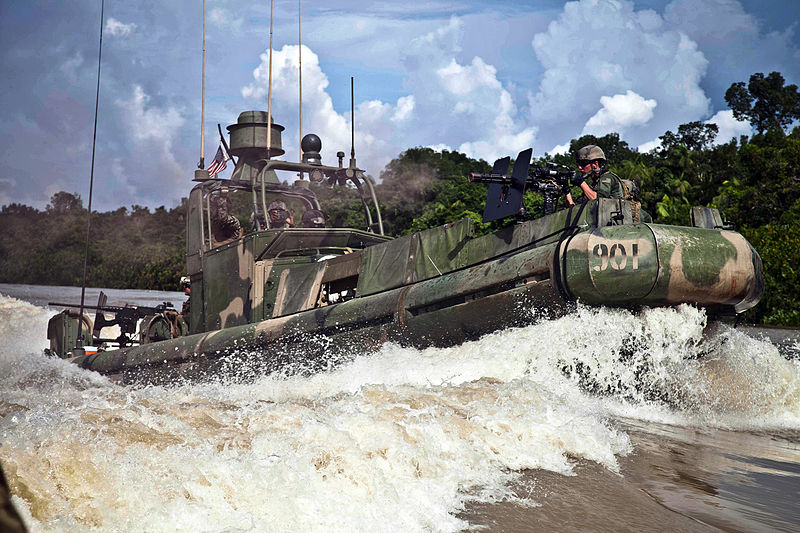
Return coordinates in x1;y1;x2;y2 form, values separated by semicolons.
266;0;274;161
78;0;105;338
350;76;356;168
199;0;206;169
262;0;274;228
298;0;303;163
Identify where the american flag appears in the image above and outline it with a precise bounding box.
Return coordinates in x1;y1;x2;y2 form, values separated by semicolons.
206;142;229;177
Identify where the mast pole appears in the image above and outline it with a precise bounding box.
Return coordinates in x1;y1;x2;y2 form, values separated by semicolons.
350;76;355;168
200;0;206;168
78;0;105;339
267;0;274;158
263;0;274;228
298;0;303;162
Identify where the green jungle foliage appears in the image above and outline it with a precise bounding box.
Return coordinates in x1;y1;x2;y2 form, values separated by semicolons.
1;72;798;325
0;197;186;291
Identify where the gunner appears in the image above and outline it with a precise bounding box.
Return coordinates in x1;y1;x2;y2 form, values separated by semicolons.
566;144;624;206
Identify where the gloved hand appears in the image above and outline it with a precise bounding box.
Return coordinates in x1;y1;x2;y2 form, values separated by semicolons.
570;171;584;187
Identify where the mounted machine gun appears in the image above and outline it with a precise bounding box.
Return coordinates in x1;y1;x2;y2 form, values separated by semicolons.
47;291;180;356
468;148;580;222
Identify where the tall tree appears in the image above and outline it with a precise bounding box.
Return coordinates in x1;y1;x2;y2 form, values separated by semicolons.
374;148;491;236
567;133;638;164
46;191;84;214
725;72;800;134
659;121;719;151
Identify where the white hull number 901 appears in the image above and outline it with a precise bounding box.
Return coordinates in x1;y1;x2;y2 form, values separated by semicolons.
592;242;639;272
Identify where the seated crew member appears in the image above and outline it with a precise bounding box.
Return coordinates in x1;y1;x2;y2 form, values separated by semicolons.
180;276;190;316
267;200;295;228
301;209;326;228
566;144;624;206
210;192;243;245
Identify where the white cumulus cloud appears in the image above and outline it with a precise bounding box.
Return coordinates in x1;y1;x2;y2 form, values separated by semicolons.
664;0;800;91
115;86;186;196
105;18;136;38
242;45;359;166
241;18;537;177
209;8;243;34
549;142;571;156
705;109;752;144
391;95;415;123
583;90;657;135
401;18;536;164
528;0;710;151
637;139;662;153
119;86;184;143
59;52;84;81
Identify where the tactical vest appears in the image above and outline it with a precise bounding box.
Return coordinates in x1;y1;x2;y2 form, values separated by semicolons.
619;178;642;223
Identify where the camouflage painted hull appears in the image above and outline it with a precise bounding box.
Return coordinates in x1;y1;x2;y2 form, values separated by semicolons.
558;223;763;313
68;199;763;384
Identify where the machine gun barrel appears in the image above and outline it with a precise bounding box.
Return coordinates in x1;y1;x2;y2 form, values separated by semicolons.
48;302;174;314
469;150;584;220
468;171;512;184
470;167;578;185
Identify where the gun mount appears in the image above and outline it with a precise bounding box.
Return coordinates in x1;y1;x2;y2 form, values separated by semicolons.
49;292;177;349
469;149;580;221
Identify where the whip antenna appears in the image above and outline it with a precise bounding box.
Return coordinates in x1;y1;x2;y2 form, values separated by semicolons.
298;0;303;163
262;0;275;227
199;0;206;169
266;0;274;160
350;76;356;168
78;0;105;337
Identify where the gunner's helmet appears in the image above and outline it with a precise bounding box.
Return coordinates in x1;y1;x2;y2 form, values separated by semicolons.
575;145;606;163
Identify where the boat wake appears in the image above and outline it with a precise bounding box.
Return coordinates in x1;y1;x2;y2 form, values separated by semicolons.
1;293;798;532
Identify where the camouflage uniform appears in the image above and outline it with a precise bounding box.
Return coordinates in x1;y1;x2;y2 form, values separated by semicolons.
591;170;624;199
210;195;242;245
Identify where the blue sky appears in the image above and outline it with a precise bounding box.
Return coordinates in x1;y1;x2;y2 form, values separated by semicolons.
1;0;799;211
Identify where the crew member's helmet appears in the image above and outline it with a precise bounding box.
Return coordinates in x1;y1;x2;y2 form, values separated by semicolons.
210;193;233;214
268;200;288;212
302;209;326;228
575;145;606;164
267;200;292;227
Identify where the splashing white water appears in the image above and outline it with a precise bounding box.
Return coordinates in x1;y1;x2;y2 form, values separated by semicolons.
1;293;798;532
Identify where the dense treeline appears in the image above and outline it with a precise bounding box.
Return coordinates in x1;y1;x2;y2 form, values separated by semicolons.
0;195;186;291
1;72;798;324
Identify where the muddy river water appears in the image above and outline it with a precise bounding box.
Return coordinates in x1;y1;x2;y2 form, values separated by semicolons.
1;284;798;532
